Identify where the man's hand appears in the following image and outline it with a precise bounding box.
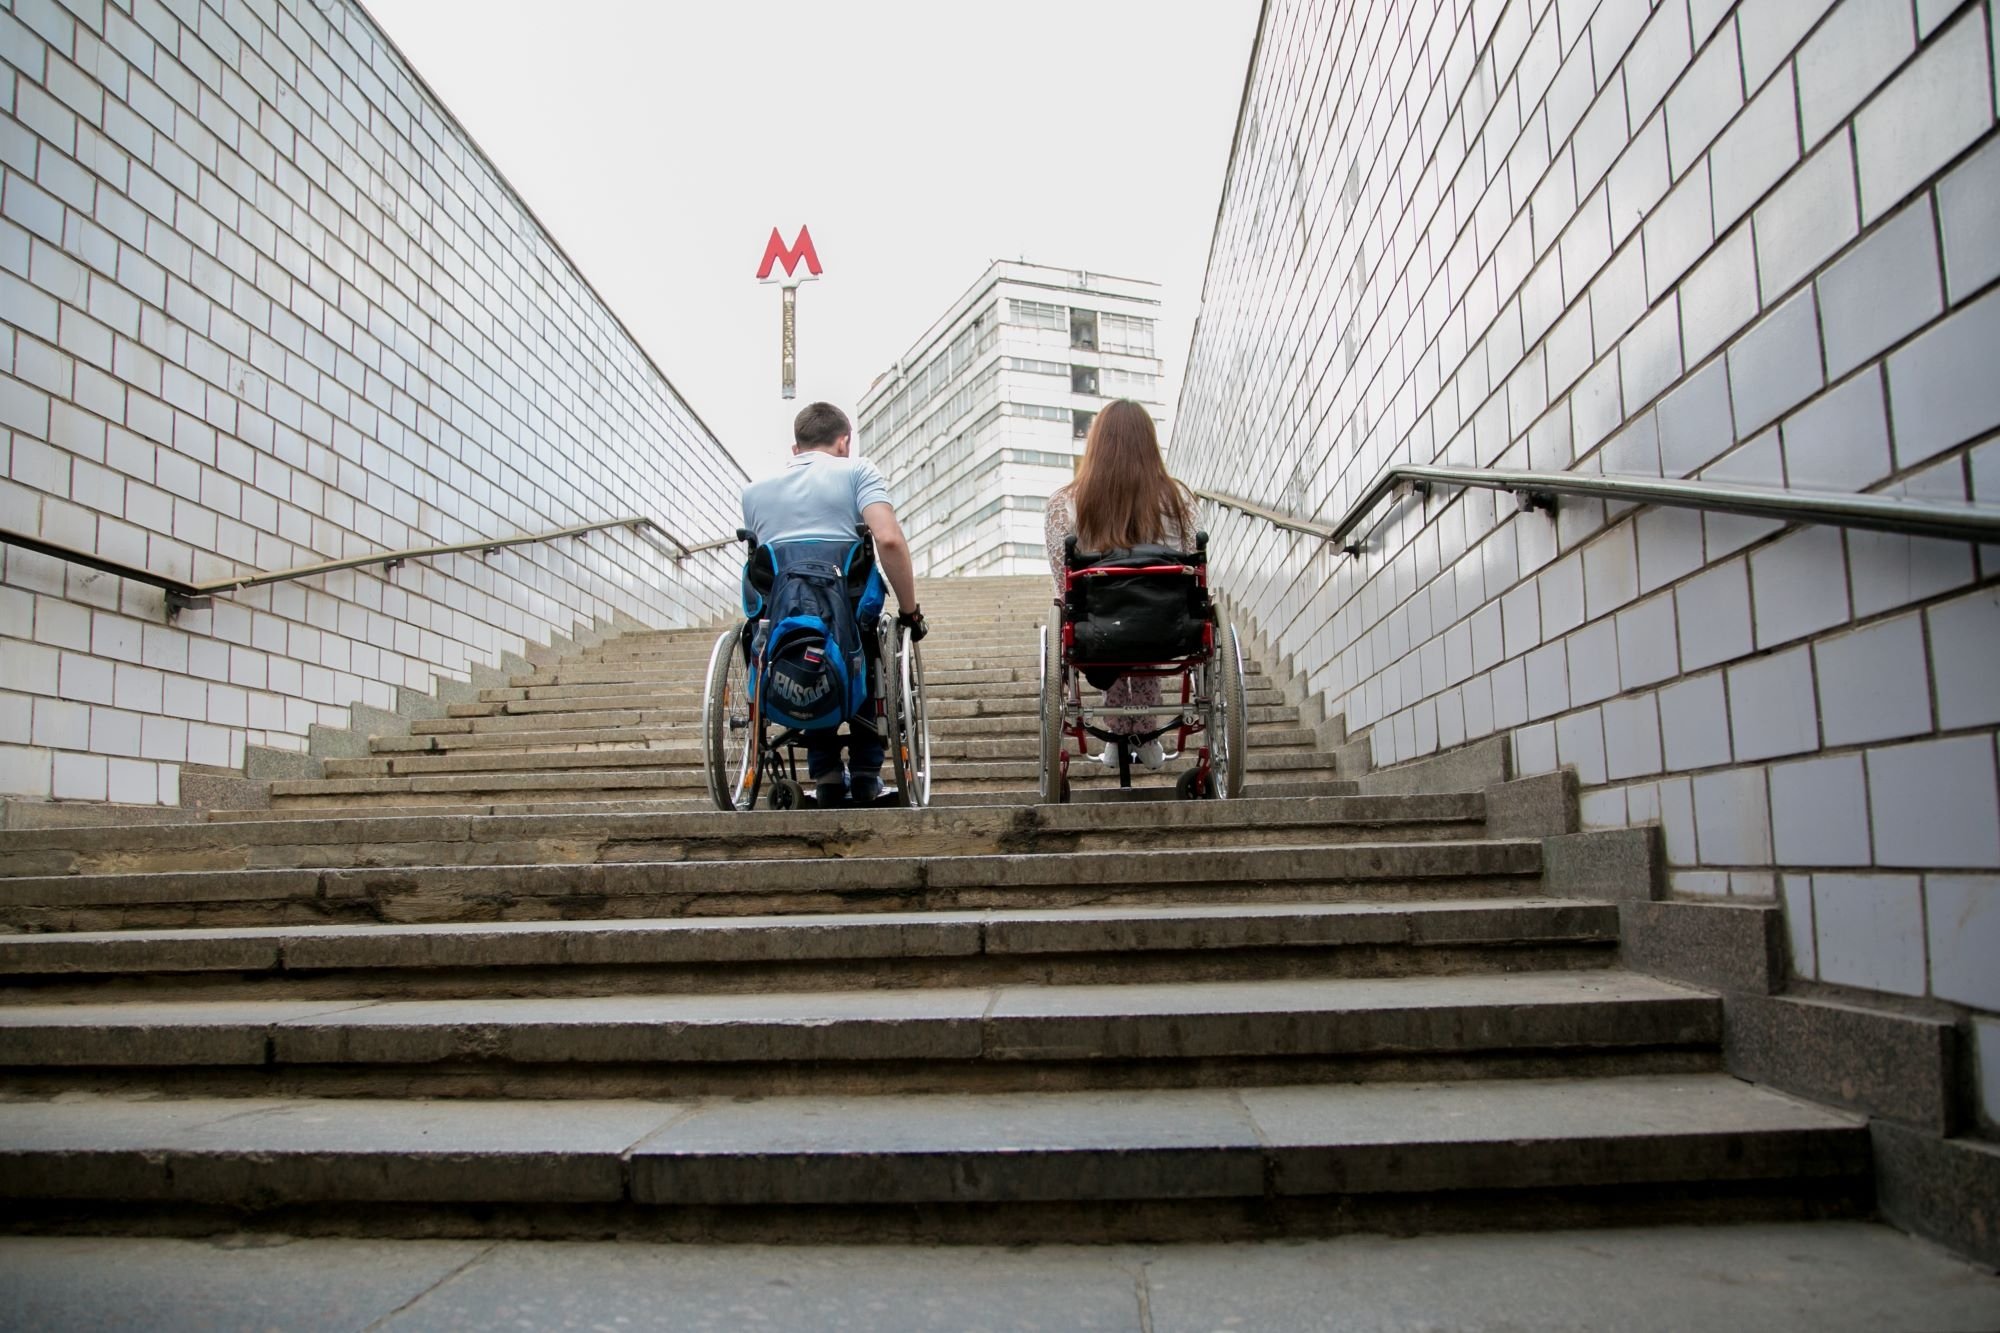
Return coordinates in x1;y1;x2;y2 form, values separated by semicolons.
896;607;928;643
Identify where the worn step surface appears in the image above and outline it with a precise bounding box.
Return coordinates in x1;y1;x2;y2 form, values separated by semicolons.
0;794;1486;877
0;899;1621;998
0;838;1546;930
0;1075;1870;1240
0;970;1718;1077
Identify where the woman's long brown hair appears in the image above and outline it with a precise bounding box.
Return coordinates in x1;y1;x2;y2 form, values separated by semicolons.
1068;399;1194;552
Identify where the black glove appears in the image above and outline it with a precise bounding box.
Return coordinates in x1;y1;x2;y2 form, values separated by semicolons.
896;607;929;643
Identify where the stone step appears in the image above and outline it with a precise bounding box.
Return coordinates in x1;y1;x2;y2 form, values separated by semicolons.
0;839;1543;930
325;728;1324;777
450;678;1287;712
0;794;1484;877
404;703;1306;744
573;634;1068;664
0;1075;1870;1240
498;665;1279;692
0;898;1619;999
261;746;1339;809
0;971;1717;1088
371;725;701;753
938;779;1365;806
200;778;1368;824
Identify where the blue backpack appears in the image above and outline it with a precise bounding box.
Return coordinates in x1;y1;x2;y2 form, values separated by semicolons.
747;538;883;733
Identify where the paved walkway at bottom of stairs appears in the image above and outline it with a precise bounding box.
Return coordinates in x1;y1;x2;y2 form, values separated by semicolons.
2;1223;1997;1331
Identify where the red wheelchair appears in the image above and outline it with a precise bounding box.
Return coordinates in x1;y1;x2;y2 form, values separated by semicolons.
1038;533;1247;802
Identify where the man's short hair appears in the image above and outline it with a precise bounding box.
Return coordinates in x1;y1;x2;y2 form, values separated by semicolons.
794;402;851;449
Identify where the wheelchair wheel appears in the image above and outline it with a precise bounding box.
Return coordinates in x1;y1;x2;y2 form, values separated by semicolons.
702;625;760;812
884;620;933;808
1212;621;1248;799
1039;621;1068;803
769;777;804;810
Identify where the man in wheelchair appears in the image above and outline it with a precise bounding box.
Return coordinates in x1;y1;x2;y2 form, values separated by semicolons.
739;402;927;808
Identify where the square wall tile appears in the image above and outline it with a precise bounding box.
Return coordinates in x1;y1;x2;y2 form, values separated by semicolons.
1815;613;1933;746
1749;525;1850;648
1887;286;2000;467
1582;521;1640;620
1580;786;1628;830
1926;874;2000;1010
1937;135;2000;302
1557;706;1609;785
1603;691;1664;779
1567;618;1622;705
1540;552;1586;636
1635;505;1704;594
1813;873;1928;995
1616;592;1679;689
1694;765;1774;864
1728;645;1820;761
1770;753;1873;866
1928;588;2000;728
1676;557;1754;669
1781;368;1893;493
1816;196;1942;378
1659;671;1733;771
1526;640;1571;720
1515;720;1558;777
1728;288;1826;436
1868;735;2000;868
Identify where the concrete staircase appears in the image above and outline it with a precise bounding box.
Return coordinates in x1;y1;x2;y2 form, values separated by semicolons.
242;576;1341;815
0;576;1869;1241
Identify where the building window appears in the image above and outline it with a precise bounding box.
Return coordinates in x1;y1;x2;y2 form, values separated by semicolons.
1071;365;1098;395
1005;357;1067;375
1073;409;1096;439
1009;298;1066;331
1102;366;1159;396
1070;309;1098;350
1099;312;1156;356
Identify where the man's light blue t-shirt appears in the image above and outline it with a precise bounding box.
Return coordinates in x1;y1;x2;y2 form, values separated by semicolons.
741;451;893;545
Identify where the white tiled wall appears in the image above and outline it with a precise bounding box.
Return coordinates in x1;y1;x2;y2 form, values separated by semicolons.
1171;0;1999;1023
0;0;744;805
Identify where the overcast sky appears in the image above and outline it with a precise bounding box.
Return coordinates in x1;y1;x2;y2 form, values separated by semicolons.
358;0;1261;479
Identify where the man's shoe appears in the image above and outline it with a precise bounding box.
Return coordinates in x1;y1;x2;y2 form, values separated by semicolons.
1138;739;1168;771
849;774;884;806
813;780;847;808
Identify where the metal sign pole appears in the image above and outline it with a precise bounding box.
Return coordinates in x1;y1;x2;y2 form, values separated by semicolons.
781;284;797;400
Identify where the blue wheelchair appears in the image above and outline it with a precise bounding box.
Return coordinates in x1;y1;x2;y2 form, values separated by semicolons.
701;528;931;811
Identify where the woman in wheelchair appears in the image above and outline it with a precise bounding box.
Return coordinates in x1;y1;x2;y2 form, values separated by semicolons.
1043;399;1200;772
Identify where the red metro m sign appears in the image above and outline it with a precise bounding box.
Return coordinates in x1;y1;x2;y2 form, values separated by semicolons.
758;226;822;400
756;225;822;285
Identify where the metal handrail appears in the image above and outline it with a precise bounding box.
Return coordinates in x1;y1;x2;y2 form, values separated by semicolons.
2;516;732;618
1194;465;2000;554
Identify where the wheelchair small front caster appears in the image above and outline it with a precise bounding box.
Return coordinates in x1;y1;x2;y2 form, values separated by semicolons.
768;778;804;810
1177;769;1216;801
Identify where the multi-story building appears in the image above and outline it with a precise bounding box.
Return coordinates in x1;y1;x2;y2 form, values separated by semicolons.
857;262;1167;577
